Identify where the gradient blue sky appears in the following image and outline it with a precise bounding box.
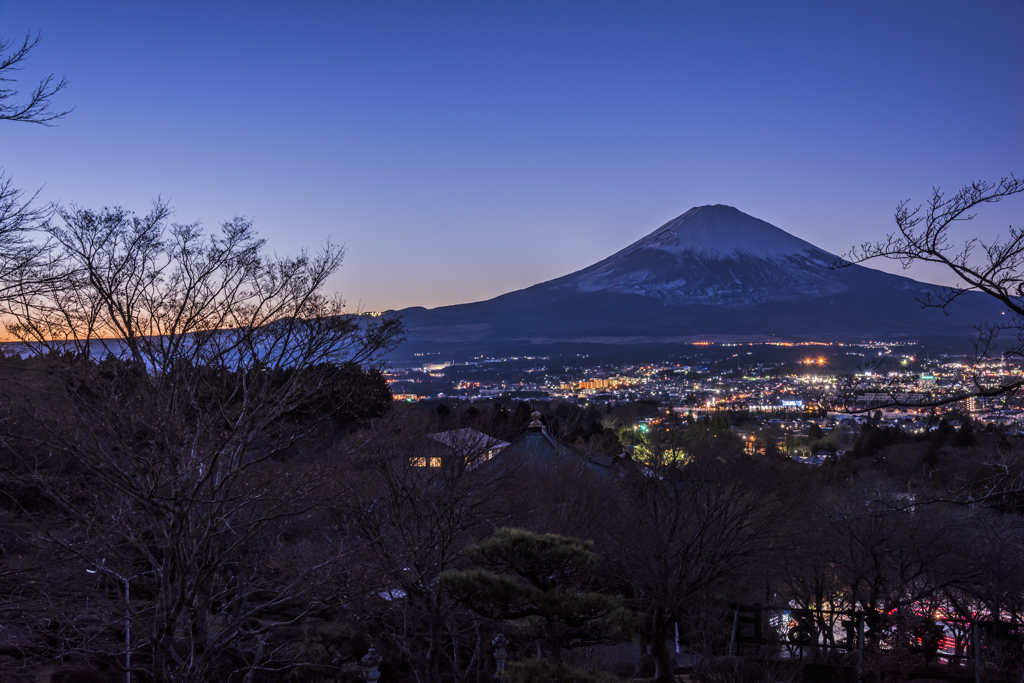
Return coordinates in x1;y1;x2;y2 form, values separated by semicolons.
1;1;1021;311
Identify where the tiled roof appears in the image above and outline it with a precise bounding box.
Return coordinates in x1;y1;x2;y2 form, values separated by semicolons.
428;428;509;452
483;421;611;476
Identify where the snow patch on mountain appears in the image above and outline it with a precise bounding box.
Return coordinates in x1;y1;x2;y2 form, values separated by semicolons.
554;205;854;306
620;205;823;260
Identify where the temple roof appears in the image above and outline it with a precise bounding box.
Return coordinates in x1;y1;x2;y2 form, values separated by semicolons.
480;412;611;476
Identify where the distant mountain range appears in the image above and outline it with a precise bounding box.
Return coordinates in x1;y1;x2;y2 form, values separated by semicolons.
388;205;1004;358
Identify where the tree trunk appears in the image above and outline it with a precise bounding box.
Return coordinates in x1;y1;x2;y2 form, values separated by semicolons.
649;613;675;683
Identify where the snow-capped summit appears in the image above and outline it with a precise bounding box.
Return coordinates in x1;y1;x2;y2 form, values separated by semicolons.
562;205;843;306
623;205;824;260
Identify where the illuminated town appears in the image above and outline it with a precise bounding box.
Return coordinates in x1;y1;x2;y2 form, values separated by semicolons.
387;341;1024;460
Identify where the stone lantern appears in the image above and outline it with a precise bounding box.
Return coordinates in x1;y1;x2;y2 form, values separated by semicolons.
492;634;509;679
361;648;382;683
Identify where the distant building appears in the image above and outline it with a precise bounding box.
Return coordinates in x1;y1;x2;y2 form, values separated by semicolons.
791;452;833;466
428;428;509;466
476;412;619;477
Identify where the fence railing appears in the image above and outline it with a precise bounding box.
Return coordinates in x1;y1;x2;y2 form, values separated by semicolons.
727;604;1024;683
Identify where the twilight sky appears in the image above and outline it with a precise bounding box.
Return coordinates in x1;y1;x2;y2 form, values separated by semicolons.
0;1;1021;312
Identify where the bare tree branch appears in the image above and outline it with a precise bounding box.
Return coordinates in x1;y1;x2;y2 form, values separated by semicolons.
0;32;71;125
834;175;1024;410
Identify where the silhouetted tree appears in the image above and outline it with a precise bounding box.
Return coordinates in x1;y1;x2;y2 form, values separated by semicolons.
0;200;403;682
950;419;977;448
340;414;510;683
843;174;1024;407
442;528;631;659
611;458;780;681
461;405;481;425
0;32;70;124
0;32;71;302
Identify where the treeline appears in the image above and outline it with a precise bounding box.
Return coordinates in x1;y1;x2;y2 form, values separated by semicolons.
4;353;1024;683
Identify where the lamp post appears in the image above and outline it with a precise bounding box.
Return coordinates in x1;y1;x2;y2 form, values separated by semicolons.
361;647;382;683
492;634;508;680
86;562;130;683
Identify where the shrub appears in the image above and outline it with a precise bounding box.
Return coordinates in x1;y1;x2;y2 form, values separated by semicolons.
503;657;618;683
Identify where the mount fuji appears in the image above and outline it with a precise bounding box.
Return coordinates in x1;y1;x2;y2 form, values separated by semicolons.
566;205;851;307
390;205;1004;356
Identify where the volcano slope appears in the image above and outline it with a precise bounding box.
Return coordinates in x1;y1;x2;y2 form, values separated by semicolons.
390;205;1006;357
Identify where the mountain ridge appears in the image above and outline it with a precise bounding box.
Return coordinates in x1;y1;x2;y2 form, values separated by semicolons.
388;205;1002;357
531;204;926;307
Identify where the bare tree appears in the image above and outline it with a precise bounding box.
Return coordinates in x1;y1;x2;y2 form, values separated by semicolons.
340;414;512;683
822;491;970;616
610;457;781;682
0;31;70;124
0;173;51;301
841;175;1024;409
0;201;402;682
0;31;70;301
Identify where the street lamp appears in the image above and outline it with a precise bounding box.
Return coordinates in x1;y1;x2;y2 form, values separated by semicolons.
86;561;131;683
361;647;382;683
